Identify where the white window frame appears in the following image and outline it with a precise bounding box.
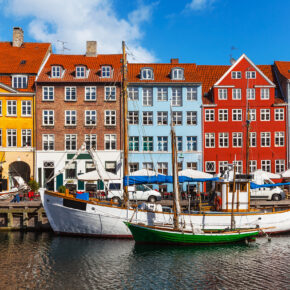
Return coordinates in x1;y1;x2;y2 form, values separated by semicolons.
157;111;168;125
186;136;197;151
142;88;153;106
85;110;97;126
218;109;228;121
261;160;271;172
205;161;216;173
129;136;139;152
105;86;116;101
42;110;54;126
172;87;182;106
231;71;241;79
143;136;153;152
186;87;197;101
6;100;17;116
105;110;116;126
105;134;117;150
21;129;32;147
275;132;284;147
42;134;54;151
143;111;153;125
21;100;32;116
219;161;228;173
275;108;284;121
250;132;256;147
141;68;154;80
12;75;28;88
51;66;61;78
247;89;255;100
261;132;271;147
85;86;96;101
172;111;182;126
219;133;229;148
42;86;54;101
65;134;77;151
65;110;77;126
186;111;197;125
261;88;270;100
65;87;77;101
205;109;215;121
76;66;86;78
157;162;168;175
232;132;243;148
128;111;139;125
232;89;241;100
157;136;168;152
101;66;111;78
205;133;215;148
7;129;17;147
157;87;168;101
176;136;183;151
246;71;256;79
171;68;184;80
275;160;285;174
218;89;227;100
260;109;270;121
249;109;256;121
128;87;139;100
232;109;242;121
249;160;257;173
85;134;97;150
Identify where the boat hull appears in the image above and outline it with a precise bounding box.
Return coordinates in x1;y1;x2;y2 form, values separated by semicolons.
41;190;290;238
125;222;259;245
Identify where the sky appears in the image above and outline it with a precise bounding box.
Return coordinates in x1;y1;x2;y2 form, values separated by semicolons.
0;0;289;64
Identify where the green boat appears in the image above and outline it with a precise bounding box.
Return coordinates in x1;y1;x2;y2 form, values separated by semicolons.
125;222;260;245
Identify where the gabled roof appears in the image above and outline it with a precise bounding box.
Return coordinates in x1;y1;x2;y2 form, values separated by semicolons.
128;63;201;83
37;54;123;82
214;54;275;87
0;42;51;74
274;61;290;79
0;82;18;93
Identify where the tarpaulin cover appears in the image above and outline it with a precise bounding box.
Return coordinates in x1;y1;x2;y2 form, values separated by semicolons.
250;182;290;189
123;175;219;186
76;192;89;201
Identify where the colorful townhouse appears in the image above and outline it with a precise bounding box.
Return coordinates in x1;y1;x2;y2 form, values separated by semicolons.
127;59;203;192
198;54;287;175
35;41;123;192
0;27;51;191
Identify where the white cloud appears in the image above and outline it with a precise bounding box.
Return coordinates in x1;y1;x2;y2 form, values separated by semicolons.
186;0;216;10
4;0;157;62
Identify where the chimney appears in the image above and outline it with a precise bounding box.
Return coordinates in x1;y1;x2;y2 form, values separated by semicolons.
13;27;24;47
86;41;97;57
170;58;179;64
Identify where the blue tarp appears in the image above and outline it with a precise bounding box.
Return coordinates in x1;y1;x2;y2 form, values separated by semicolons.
76;192;89;201
123;175;219;186
250;182;290;189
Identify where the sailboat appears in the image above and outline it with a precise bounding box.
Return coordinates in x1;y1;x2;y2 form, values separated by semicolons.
40;42;290;238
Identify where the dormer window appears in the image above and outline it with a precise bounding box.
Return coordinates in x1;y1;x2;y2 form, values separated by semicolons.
12;75;28;88
171;68;184;80
76;66;86;78
102;66;112;78
51;66;62;78
141;68;154;80
246;71;256;79
232;71;241;79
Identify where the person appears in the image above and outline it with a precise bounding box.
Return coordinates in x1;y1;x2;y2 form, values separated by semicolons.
11;194;20;203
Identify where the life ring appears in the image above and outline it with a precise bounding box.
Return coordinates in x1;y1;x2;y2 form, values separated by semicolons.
214;195;222;211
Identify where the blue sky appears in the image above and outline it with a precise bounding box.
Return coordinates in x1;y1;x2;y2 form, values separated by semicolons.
0;0;289;64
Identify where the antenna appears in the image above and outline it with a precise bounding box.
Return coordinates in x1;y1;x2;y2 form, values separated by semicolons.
57;40;70;54
229;46;237;65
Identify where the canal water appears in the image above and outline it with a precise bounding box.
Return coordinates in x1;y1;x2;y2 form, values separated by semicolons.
0;232;289;289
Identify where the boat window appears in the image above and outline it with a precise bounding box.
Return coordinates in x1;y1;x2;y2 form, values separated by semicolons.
109;183;121;190
240;183;247;192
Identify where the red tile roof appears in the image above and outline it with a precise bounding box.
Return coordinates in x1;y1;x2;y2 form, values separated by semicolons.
37;54;123;83
0;42;51;74
275;61;290;79
128;63;201;83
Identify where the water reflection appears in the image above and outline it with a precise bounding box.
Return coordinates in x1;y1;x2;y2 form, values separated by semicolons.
0;232;289;289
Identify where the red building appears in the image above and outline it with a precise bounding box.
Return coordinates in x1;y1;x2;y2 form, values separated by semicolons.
198;54;287;174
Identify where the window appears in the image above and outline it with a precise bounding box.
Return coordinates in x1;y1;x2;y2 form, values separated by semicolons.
249;109;256;121
172;88;182;106
157;162;168;175
43;86;54;101
218;109;228;121
21;129;31;147
65;110;76;126
275;108;284;121
142;88;153;106
205;109;214;121
157;87;168;101
275;160;285;173
21;101;32;116
12;75;27;88
250;132;256;147
261;132;271;147
219;161;228;174
128;111;139;125
105;110;116;126
261;88;270;100
76;66;86;78
176;136;183;151
7;100;17;116
129;136;139;152
275;132;284;147
65;87;76;101
247;89;255;100
172;111;182;125
42;110;54;126
128;87;139;100
232;132;243;147
65;134;77;150
205;161;216;173
218;89;227;100
143;162;153;170
205;133;215;148
171;68;184;80
187;136;197;151
85;87;96;101
232;109;242;121
232;71;241;79
42;134;54;151
65;162;77;179
0;100;2;115
0;129;1;146
85;134;97;150
157;112;168;125
219;133;229;147
232;89;241;100
105;161;117;174
141;68;154;80
85;110;97;126
261;160;271;172
101;66;111;78
86;161;96;173
187;162;197;170
143;136;153;152
235;161;243;173
7;129;17;147
105;134;116;150
51;66;61;78
105;86;116;101
157;136;168;152
129;163;139;173
142;111;153;125
187;111;197;125
246;71;256;79
260;109;270;121
187;87;197;101
249;160;257;173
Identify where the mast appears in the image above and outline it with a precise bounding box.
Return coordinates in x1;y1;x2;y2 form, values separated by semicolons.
230;158;237;230
122;41;129;208
245;72;251;175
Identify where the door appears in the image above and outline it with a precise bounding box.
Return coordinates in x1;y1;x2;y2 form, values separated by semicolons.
56;174;63;190
43;161;55;191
